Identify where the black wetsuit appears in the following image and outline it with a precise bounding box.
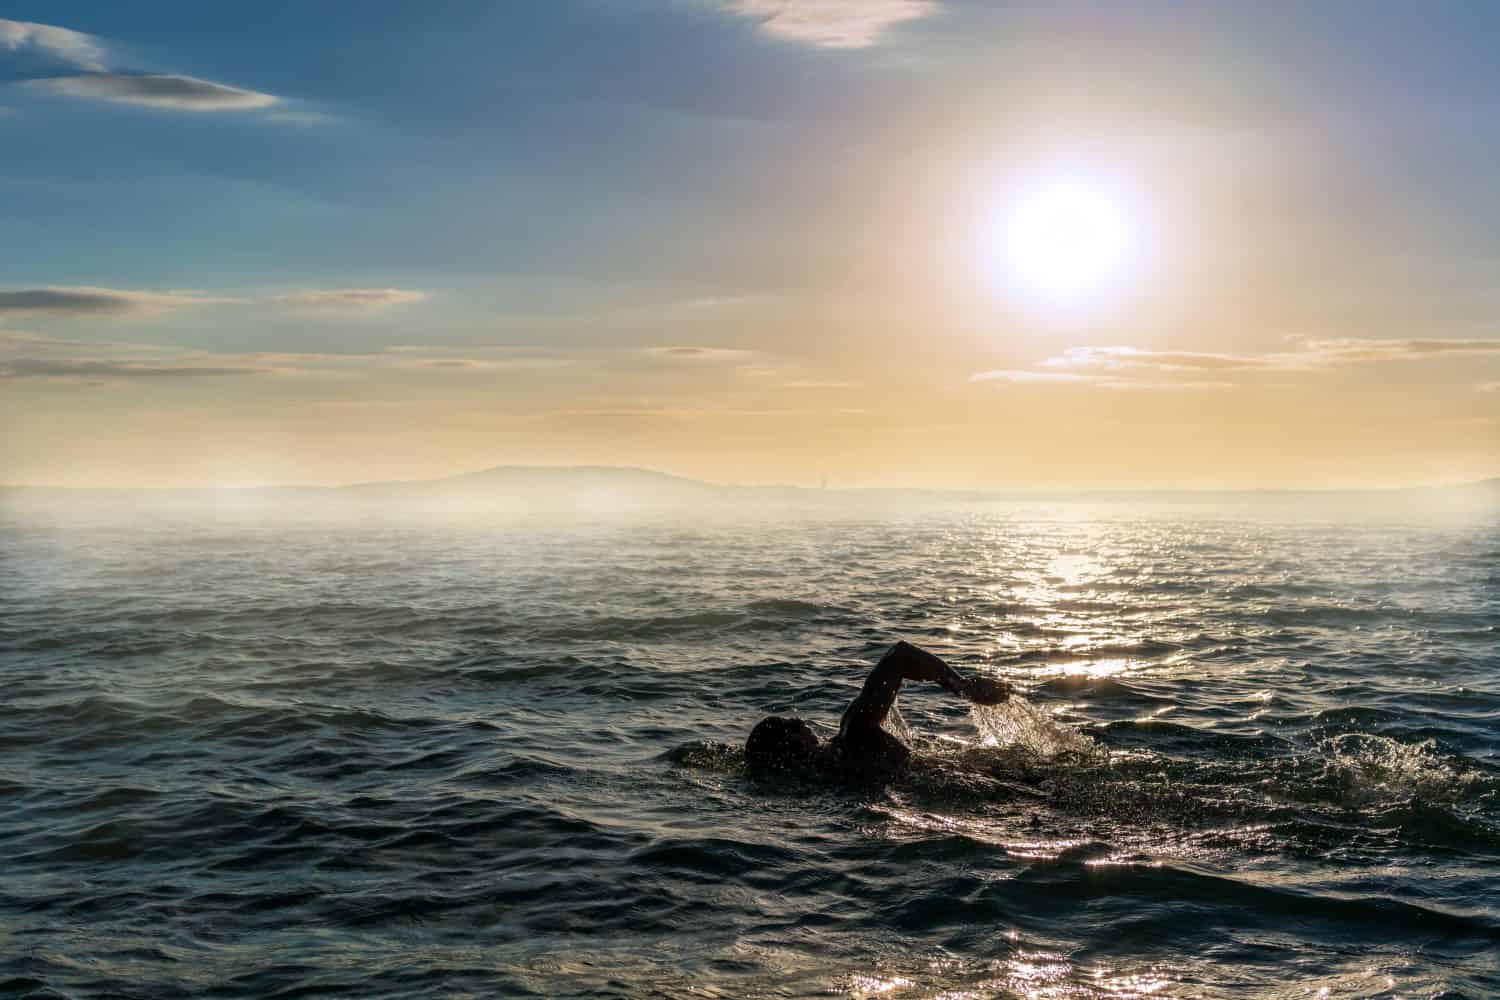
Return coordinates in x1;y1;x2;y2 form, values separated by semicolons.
826;644;927;780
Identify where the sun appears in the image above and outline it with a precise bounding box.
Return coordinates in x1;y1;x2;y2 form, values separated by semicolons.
987;173;1142;310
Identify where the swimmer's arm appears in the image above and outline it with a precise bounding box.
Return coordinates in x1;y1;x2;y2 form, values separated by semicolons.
842;641;1007;735
882;641;1010;702
883;640;970;696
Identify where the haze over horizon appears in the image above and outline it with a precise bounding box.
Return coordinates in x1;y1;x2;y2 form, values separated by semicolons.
3;1;1498;491
5;461;1499;497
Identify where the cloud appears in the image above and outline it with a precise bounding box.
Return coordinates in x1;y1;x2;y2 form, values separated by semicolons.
0;287;233;318
276;289;428;308
969;369;1106;384
262;109;341;127
1040;346;1274;373
979;337;1500;390
678;294;776;309
644;346;753;361
727;0;938;49
783;379;855;389
0;18;106;71
555;405;868;420
0;339;582;382
0;358;262;379
28;73;278;111
407;359;491;369
398;358;546;372
1294;337;1500;365
1097;380;1234;392
0;329;164;355
3;19;284;114
969;366;1231;392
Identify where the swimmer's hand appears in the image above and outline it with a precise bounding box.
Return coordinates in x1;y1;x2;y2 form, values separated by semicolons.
961;676;1011;705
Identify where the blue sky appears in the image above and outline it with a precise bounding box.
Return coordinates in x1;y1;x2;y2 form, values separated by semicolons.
2;1;1498;488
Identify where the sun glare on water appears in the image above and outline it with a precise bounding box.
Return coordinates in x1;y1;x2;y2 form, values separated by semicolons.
987;172;1145;311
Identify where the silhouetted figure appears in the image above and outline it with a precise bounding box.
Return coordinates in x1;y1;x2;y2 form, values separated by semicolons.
745;641;1010;782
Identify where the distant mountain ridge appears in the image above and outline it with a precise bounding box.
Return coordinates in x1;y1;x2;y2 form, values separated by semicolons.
2;465;1498;506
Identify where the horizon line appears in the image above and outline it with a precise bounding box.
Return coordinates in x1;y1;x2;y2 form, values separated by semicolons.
2;463;1496;496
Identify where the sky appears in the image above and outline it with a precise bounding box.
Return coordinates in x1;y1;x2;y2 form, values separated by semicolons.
1;0;1497;490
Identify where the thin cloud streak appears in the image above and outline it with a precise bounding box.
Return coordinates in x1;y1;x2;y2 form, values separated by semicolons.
1297;337;1500;364
0;330;164;355
0;287;237;317
644;346;754;362
29;73;278;111
3;19;283;113
1;358;264;379
727;0;938;49
973;337;1500;391
4;343;580;381
969;368;1226;392
0;18;106;71
1036;339;1500;375
276;289;428;308
970;370;1106;384
1040;347;1274;373
554;405;868;420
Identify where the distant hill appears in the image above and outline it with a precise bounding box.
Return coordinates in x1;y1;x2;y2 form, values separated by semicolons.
2;466;1498;515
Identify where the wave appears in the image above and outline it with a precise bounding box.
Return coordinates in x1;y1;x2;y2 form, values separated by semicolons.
1032;674;1172;703
1013;859;1500;941
1309;733;1491;808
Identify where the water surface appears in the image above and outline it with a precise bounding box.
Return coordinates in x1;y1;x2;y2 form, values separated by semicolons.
2;502;1497;997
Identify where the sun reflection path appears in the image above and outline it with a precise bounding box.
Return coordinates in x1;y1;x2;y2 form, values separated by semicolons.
836;954;1182;998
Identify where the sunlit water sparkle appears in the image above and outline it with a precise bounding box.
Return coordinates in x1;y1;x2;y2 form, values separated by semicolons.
1;501;1497;998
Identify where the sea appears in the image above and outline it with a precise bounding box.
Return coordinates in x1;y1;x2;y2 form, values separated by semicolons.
2;499;1497;998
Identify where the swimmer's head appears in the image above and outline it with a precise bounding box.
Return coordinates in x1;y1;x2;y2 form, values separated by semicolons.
745;716;819;770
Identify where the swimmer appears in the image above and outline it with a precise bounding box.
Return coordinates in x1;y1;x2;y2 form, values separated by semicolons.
745;640;1010;781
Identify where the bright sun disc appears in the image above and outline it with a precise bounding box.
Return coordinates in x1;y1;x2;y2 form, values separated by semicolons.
990;175;1141;309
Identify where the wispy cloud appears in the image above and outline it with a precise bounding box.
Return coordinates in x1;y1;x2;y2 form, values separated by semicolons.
0;358;263;379
262;109;341;128
970;369;1107;384
0;336;582;383
393;357;573;372
1040;346;1274;373
977;337;1500;390
554;404;868;420
29;73;277;111
644;345;753;362
0;18;106;71
3;18;282;114
0;329;163;355
0;287;236;318
783;379;855;389
727;0;938;49
1294;337;1500;365
1040;339;1500;375
276;289;429;309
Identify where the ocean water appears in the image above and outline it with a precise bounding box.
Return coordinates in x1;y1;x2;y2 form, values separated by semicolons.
2;501;1497;998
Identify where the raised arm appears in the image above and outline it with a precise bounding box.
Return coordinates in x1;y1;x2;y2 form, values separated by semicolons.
838;641;1007;740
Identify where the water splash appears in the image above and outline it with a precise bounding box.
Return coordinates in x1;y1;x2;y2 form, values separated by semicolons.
1317;734;1482;807
882;700;914;746
970;694;1098;758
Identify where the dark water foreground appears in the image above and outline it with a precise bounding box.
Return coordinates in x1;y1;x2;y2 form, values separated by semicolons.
2;503;1497;998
